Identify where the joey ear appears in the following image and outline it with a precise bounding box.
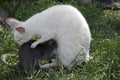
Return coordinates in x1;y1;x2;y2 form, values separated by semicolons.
6;18;21;28
16;27;25;33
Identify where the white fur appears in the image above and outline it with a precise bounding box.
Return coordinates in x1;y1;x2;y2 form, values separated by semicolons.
7;5;91;69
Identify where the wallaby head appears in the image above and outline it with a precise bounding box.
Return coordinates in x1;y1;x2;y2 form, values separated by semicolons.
6;18;34;45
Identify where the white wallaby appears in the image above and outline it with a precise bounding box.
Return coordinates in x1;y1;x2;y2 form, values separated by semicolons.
6;5;91;69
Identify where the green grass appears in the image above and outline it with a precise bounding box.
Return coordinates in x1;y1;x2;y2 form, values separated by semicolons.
0;0;120;80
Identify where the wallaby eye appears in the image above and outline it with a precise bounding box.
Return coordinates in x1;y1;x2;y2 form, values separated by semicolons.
18;38;22;41
18;39;21;41
18;39;21;42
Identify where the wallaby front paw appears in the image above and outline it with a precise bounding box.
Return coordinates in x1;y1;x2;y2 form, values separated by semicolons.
31;42;38;48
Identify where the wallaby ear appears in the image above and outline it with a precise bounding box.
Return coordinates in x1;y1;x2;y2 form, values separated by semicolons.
6;18;20;28
16;27;25;34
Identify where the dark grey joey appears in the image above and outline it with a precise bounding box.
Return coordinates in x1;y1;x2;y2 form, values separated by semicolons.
18;39;57;72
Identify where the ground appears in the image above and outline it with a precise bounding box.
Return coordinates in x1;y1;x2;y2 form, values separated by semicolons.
0;0;120;80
